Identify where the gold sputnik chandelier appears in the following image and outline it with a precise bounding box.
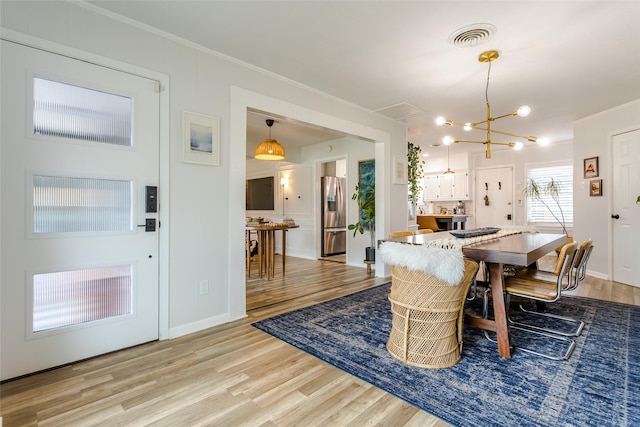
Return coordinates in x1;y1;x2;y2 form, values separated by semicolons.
436;50;550;159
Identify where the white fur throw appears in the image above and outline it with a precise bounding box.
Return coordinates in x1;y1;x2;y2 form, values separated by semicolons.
378;241;464;285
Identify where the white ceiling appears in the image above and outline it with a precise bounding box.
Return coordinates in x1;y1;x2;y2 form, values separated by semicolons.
88;1;640;157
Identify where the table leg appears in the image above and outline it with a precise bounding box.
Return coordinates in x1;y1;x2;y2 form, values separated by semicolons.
487;262;512;358
268;229;275;280
246;230;251;276
265;230;271;280
282;229;287;276
258;230;264;279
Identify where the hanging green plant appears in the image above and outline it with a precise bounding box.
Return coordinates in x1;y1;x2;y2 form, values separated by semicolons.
407;141;424;207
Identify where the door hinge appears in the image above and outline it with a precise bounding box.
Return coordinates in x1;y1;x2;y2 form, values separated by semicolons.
154;81;164;93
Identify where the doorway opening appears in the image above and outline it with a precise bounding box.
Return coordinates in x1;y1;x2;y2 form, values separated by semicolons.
320;159;347;265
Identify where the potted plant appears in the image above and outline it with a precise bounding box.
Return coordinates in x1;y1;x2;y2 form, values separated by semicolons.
407;141;425;219
524;177;569;244
348;182;376;261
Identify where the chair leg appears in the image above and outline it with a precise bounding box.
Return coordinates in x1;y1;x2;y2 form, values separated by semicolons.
512;297;584;337
482;288;577;360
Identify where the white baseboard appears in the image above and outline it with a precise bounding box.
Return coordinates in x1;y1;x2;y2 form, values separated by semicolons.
168;313;230;339
586;269;608;280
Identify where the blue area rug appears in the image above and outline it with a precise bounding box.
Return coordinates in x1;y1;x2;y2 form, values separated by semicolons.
252;283;640;427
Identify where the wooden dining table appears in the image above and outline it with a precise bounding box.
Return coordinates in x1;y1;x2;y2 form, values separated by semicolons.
381;231;567;358
246;223;299;280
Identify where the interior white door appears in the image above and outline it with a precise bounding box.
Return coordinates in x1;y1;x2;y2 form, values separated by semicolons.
475;167;514;228
1;41;160;380
612;129;640;286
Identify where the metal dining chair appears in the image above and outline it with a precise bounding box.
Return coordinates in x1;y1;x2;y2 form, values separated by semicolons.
512;239;592;293
388;231;414;238
566;239;593;291
414;229;434;235
483;241;580;360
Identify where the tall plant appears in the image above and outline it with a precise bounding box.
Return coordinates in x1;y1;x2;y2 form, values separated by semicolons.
525;177;568;235
407;141;424;206
348;182;376;249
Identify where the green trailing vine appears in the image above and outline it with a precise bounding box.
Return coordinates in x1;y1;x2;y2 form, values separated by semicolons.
407;141;425;206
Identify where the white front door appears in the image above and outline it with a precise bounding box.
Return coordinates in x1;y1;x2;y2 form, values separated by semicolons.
1;41;160;380
475;167;514;228
612;129;640;286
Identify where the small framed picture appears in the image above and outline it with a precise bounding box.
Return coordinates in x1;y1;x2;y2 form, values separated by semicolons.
589;179;602;197
182;111;220;166
583;156;599;178
392;156;407;185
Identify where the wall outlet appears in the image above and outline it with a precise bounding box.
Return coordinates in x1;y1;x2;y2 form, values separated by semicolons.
199;280;209;295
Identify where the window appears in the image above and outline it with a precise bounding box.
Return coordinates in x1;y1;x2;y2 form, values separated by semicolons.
33;175;132;234
32;265;132;332
33;77;133;146
526;162;573;228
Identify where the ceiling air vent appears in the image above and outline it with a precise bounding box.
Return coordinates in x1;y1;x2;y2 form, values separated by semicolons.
448;23;496;48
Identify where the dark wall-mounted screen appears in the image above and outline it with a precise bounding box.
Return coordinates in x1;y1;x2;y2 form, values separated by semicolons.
246;176;274;210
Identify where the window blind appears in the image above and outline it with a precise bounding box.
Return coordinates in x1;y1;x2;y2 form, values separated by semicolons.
526;163;573;226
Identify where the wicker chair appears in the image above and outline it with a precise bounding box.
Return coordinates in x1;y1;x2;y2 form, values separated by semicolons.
386;259;479;368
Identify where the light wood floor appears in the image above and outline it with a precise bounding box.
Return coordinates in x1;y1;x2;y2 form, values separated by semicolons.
2;256;639;426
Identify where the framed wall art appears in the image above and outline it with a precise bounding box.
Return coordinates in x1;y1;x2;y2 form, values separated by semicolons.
358;159;375;227
589;179;602;197
182;111;220;166
392;156;407;185
583;156;599;178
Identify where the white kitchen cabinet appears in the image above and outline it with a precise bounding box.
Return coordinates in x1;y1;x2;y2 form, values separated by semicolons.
452;171;469;200
423;174;439;200
423;170;469;201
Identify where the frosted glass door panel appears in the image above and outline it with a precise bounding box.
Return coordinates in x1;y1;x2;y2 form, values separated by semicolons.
33;77;132;146
33;265;132;333
33;175;132;234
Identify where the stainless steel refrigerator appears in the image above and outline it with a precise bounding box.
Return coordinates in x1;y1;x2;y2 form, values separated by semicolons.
321;176;347;256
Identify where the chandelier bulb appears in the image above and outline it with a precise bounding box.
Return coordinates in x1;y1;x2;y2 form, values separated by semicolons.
443;136;455;146
435;116;447;126
463;123;473;131
513;141;524;150
536;137;551;147
516;105;531;117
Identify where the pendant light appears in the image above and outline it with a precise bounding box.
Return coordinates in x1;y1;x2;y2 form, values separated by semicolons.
444;145;454;176
254;119;285;160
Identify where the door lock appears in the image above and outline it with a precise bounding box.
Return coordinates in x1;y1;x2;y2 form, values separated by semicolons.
611;214;620;219
138;218;156;232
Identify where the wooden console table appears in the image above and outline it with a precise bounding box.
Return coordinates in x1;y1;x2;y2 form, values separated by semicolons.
246;223;299;280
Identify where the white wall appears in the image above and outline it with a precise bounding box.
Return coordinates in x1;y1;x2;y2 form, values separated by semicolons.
573;100;640;278
1;1;407;338
471;141;573;230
